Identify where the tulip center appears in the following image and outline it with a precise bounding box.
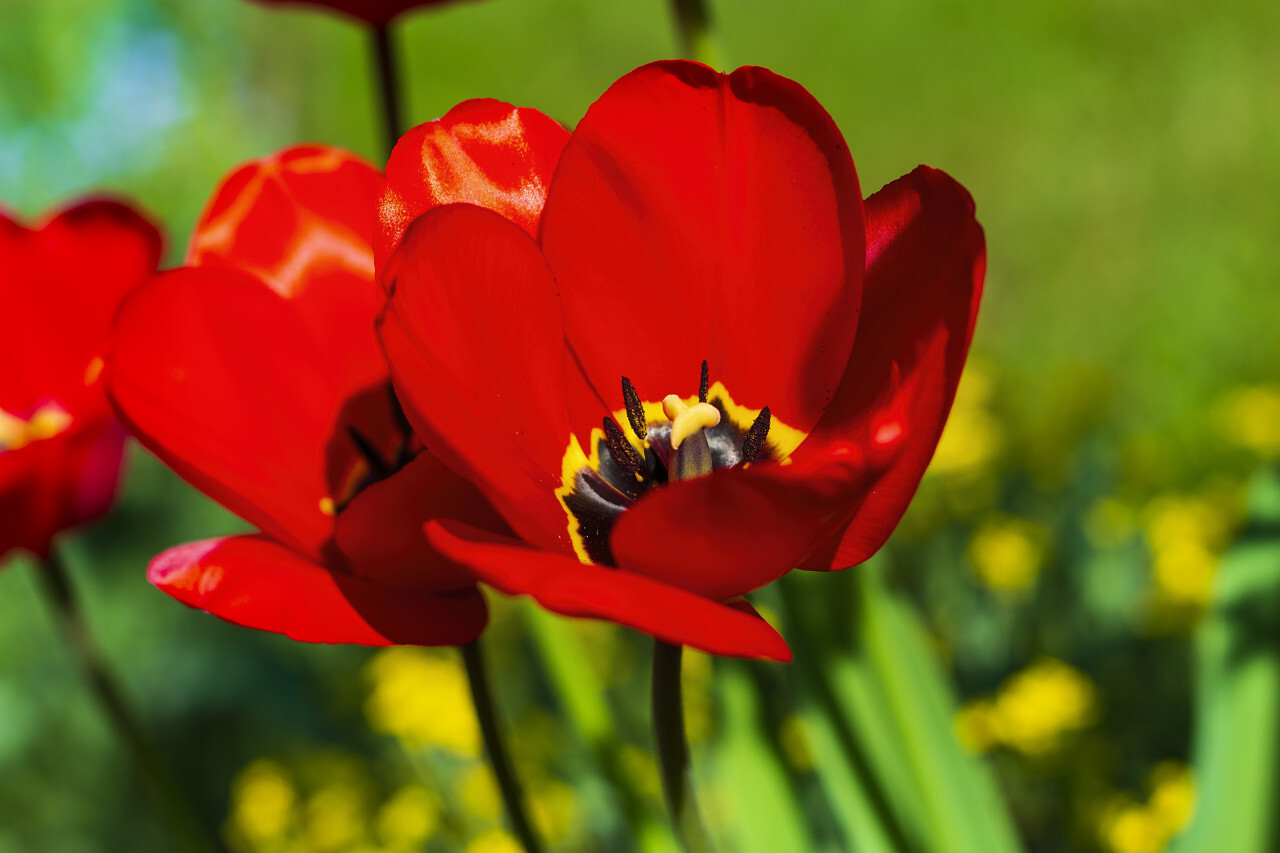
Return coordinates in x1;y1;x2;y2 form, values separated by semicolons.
321;382;419;516
555;361;802;566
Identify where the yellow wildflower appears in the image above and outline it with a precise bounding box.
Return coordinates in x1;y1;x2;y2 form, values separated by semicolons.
968;517;1048;592
364;647;480;755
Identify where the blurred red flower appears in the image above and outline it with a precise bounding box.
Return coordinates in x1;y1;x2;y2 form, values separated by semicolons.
105;146;507;646
376;61;986;661
0;200;162;560
247;0;471;25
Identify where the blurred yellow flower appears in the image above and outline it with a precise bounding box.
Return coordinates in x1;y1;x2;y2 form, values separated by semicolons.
953;699;998;754
1098;762;1195;853
364;647;481;755
464;829;523;853
376;785;440;847
968;517;1048;592
930;365;1003;476
1217;384;1280;458
956;658;1097;756
304;783;367;851
1142;494;1234;615
459;765;504;824
527;778;579;843
228;760;297;843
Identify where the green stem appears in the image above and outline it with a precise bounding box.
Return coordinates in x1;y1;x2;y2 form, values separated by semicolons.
370;23;404;160
36;551;224;853
667;0;724;68
461;639;544;853
652;641;716;853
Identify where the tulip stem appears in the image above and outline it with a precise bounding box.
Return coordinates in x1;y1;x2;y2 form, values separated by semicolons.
36;550;224;853
667;0;724;69
461;639;545;853
652;640;716;853
370;23;404;159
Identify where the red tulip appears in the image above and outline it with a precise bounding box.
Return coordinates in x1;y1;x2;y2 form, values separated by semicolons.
105;146;505;646
0;200;162;560
376;61;986;661
246;0;473;25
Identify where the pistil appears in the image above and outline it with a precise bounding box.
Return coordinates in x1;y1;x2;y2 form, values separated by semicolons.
663;394;721;481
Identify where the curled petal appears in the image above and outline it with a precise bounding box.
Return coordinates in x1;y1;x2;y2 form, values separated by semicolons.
797;166;985;569
150;534;487;646
542;60;864;434
189;145;386;394
428;520;792;661
610;443;878;600
377;204;575;552
375;99;569;277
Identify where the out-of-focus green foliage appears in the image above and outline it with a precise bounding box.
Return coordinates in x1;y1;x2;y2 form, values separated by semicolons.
1172;469;1280;853
2;0;1278;851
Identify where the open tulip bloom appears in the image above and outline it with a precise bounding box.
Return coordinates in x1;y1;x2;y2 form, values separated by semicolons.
1;200;161;560
375;60;986;661
105;146;503;646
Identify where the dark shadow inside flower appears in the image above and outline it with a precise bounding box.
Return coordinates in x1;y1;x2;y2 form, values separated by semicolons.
323;380;419;515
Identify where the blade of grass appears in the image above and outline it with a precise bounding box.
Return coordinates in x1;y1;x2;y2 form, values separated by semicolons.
1171;468;1280;852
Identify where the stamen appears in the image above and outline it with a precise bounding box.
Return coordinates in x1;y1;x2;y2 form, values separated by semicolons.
741;407;771;463
621;375;647;440
347;426;391;478
698;359;709;403
663;395;721;450
602;417;644;476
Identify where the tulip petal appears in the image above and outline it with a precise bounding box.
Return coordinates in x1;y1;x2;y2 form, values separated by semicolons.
189;145;386;395
334;450;508;591
541;60;864;434
106;268;343;557
150;534;487;645
1;200;162;411
427;520;792;661
378;204;580;553
797;166;985;569
375;99;569;275
609;442;878;600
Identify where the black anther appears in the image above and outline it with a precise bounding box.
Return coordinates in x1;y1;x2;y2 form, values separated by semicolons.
347;426;391;478
621;376;647;440
699;359;709;403
602;417;643;476
740;407;771;463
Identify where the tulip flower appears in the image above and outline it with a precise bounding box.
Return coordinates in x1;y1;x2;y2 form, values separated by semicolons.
376;61;986;661
105;146;506;646
1;200;162;560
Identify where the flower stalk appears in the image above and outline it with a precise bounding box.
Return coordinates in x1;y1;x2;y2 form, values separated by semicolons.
652;640;716;853
370;23;404;159
36;550;224;853
461;639;545;853
667;0;724;68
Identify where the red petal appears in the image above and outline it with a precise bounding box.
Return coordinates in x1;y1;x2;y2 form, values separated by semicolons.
189;145;386;394
610;443;878;600
797;166;985;569
427;521;791;661
106;268;344;557
541;61;864;432
334;450;509;591
1;200;162;411
150;534;487;645
377;204;577;553
375;99;568;277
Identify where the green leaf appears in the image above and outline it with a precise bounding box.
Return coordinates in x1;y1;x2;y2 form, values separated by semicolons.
1172;467;1280;853
712;665;813;853
782;565;1022;853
